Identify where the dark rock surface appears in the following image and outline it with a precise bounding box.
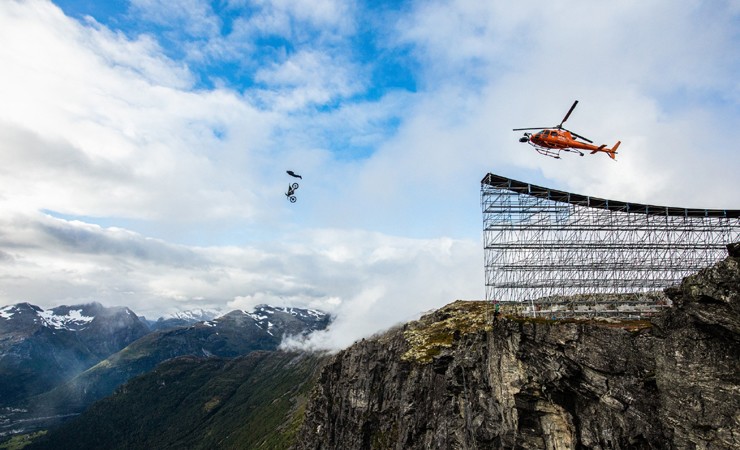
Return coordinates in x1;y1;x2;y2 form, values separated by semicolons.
294;255;740;450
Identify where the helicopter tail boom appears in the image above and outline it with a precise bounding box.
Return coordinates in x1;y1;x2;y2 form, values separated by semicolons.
589;141;620;160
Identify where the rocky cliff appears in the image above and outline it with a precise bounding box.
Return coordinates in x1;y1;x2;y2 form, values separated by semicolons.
293;254;739;450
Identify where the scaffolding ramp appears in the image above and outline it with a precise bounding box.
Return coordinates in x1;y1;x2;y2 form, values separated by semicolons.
481;173;740;319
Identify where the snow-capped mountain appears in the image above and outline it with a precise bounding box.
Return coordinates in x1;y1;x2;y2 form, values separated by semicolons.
244;305;330;337
0;302;144;333
150;308;222;331
38;306;95;331
1;300;331;437
160;308;221;321
0;302;137;335
0;302;149;406
0;302;46;334
22;304;332;431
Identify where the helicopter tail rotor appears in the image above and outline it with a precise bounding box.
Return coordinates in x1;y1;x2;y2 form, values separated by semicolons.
608;141;621;159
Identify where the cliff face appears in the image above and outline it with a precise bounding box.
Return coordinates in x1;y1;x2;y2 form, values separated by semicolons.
294;255;739;450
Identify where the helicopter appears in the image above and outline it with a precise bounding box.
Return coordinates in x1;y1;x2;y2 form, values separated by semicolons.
514;100;620;160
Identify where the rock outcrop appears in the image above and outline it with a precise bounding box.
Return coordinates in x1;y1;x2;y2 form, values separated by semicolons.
294;254;740;450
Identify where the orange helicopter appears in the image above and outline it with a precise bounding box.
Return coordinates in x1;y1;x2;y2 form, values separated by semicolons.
514;100;620;160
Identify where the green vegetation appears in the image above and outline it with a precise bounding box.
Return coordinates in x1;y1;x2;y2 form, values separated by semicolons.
0;431;47;450
402;301;654;363
28;317;283;419
402;301;492;363
27;351;326;450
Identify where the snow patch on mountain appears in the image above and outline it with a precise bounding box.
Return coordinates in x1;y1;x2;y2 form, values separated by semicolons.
242;305;331;337
39;309;95;330
158;308;221;322
249;305;328;320
0;305;15;320
277;306;326;320
0;303;96;330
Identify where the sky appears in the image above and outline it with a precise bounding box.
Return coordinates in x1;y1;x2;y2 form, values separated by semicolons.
1;0;738;350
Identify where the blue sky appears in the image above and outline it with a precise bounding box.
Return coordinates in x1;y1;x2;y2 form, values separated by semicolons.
1;0;739;349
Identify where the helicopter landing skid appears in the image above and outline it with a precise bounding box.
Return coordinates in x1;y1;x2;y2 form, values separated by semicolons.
530;142;584;159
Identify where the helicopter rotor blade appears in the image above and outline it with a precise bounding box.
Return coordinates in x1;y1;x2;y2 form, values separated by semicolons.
512;127;551;131
567;130;593;143
558;100;578;128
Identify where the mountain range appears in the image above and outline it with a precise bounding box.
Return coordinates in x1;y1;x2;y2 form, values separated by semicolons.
28;351;325;450
147;308;222;331
0;302;149;406
0;302;331;438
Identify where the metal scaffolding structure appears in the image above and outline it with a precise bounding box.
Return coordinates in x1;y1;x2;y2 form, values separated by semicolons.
481;173;740;315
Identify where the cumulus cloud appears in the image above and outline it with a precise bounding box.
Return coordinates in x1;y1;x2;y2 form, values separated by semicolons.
0;1;275;224
253;49;367;110
0;213;481;346
129;0;221;38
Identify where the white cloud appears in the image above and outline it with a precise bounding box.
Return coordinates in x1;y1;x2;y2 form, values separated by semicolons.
246;0;355;37
0;0;276;225
129;0;221;38
253;49;366;110
0;213;481;347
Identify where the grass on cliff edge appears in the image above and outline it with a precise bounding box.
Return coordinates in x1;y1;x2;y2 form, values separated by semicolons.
402;300;653;363
402;301;493;363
